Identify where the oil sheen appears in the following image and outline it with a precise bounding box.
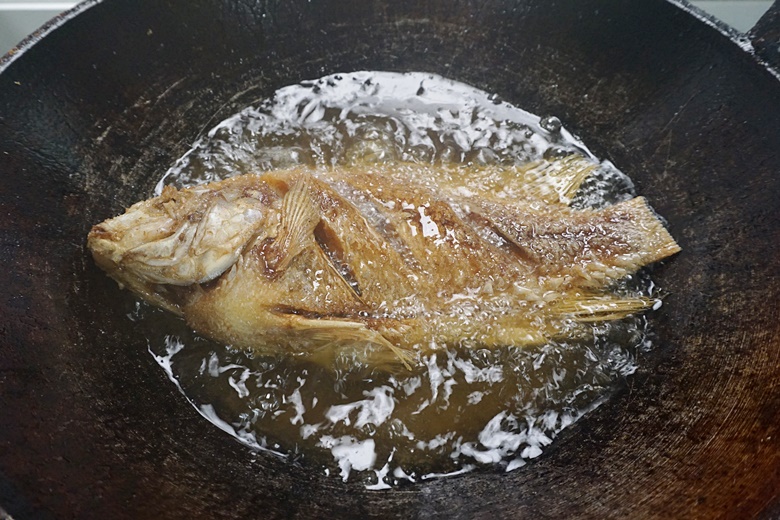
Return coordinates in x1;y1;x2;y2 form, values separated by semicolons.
143;71;657;487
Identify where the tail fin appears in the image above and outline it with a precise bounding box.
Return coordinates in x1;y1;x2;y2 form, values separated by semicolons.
614;196;681;266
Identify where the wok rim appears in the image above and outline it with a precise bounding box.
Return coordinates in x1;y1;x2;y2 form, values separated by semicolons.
1;0;778;517
3;0;776;78
0;0;102;71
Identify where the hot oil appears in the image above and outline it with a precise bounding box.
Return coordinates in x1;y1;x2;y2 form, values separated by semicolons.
146;71;658;487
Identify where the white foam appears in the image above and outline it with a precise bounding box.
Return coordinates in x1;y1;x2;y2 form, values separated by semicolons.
318;435;377;481
325;385;395;428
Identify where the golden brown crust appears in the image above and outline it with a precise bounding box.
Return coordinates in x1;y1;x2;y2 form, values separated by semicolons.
87;160;680;366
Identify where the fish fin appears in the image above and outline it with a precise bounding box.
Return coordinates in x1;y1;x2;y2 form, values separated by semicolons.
428;156;594;205
613;196;682;265
456;294;656;349
396;310;551;350
521;155;598;204
266;176;321;273
551;294;656;322
289;316;415;370
470;321;551;347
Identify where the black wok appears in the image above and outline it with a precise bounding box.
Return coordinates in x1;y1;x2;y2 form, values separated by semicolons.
1;0;779;518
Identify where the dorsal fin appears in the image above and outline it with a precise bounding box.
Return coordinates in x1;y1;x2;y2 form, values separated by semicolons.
520;155;598;204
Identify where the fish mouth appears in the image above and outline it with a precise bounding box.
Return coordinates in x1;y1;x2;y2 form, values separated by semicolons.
87;223;125;275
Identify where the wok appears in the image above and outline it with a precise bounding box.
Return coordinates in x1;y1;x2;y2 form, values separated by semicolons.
1;0;779;518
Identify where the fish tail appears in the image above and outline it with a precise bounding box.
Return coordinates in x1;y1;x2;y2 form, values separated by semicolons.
616;196;682;265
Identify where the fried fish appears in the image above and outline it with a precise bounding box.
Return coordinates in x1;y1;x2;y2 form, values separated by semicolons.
88;157;680;368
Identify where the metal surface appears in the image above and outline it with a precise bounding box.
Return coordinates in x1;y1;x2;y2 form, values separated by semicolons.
1;0;779;518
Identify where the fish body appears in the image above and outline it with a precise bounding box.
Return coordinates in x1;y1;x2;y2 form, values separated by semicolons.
88;158;680;367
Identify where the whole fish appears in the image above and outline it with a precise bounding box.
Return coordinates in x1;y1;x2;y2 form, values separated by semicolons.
88;157;680;368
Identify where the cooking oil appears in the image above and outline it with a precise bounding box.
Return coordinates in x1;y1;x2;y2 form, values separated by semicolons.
144;71;658;488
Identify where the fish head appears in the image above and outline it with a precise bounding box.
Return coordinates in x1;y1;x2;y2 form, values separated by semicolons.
87;179;273;293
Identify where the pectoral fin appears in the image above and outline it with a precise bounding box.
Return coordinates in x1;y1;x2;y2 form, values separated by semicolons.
264;176;322;273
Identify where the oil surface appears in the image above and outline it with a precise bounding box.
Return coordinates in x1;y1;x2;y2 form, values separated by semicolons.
145;71;658;487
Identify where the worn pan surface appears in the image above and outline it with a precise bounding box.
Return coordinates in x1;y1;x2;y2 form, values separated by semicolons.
1;0;779;518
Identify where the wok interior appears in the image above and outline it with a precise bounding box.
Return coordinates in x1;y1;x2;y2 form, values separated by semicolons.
1;0;778;517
